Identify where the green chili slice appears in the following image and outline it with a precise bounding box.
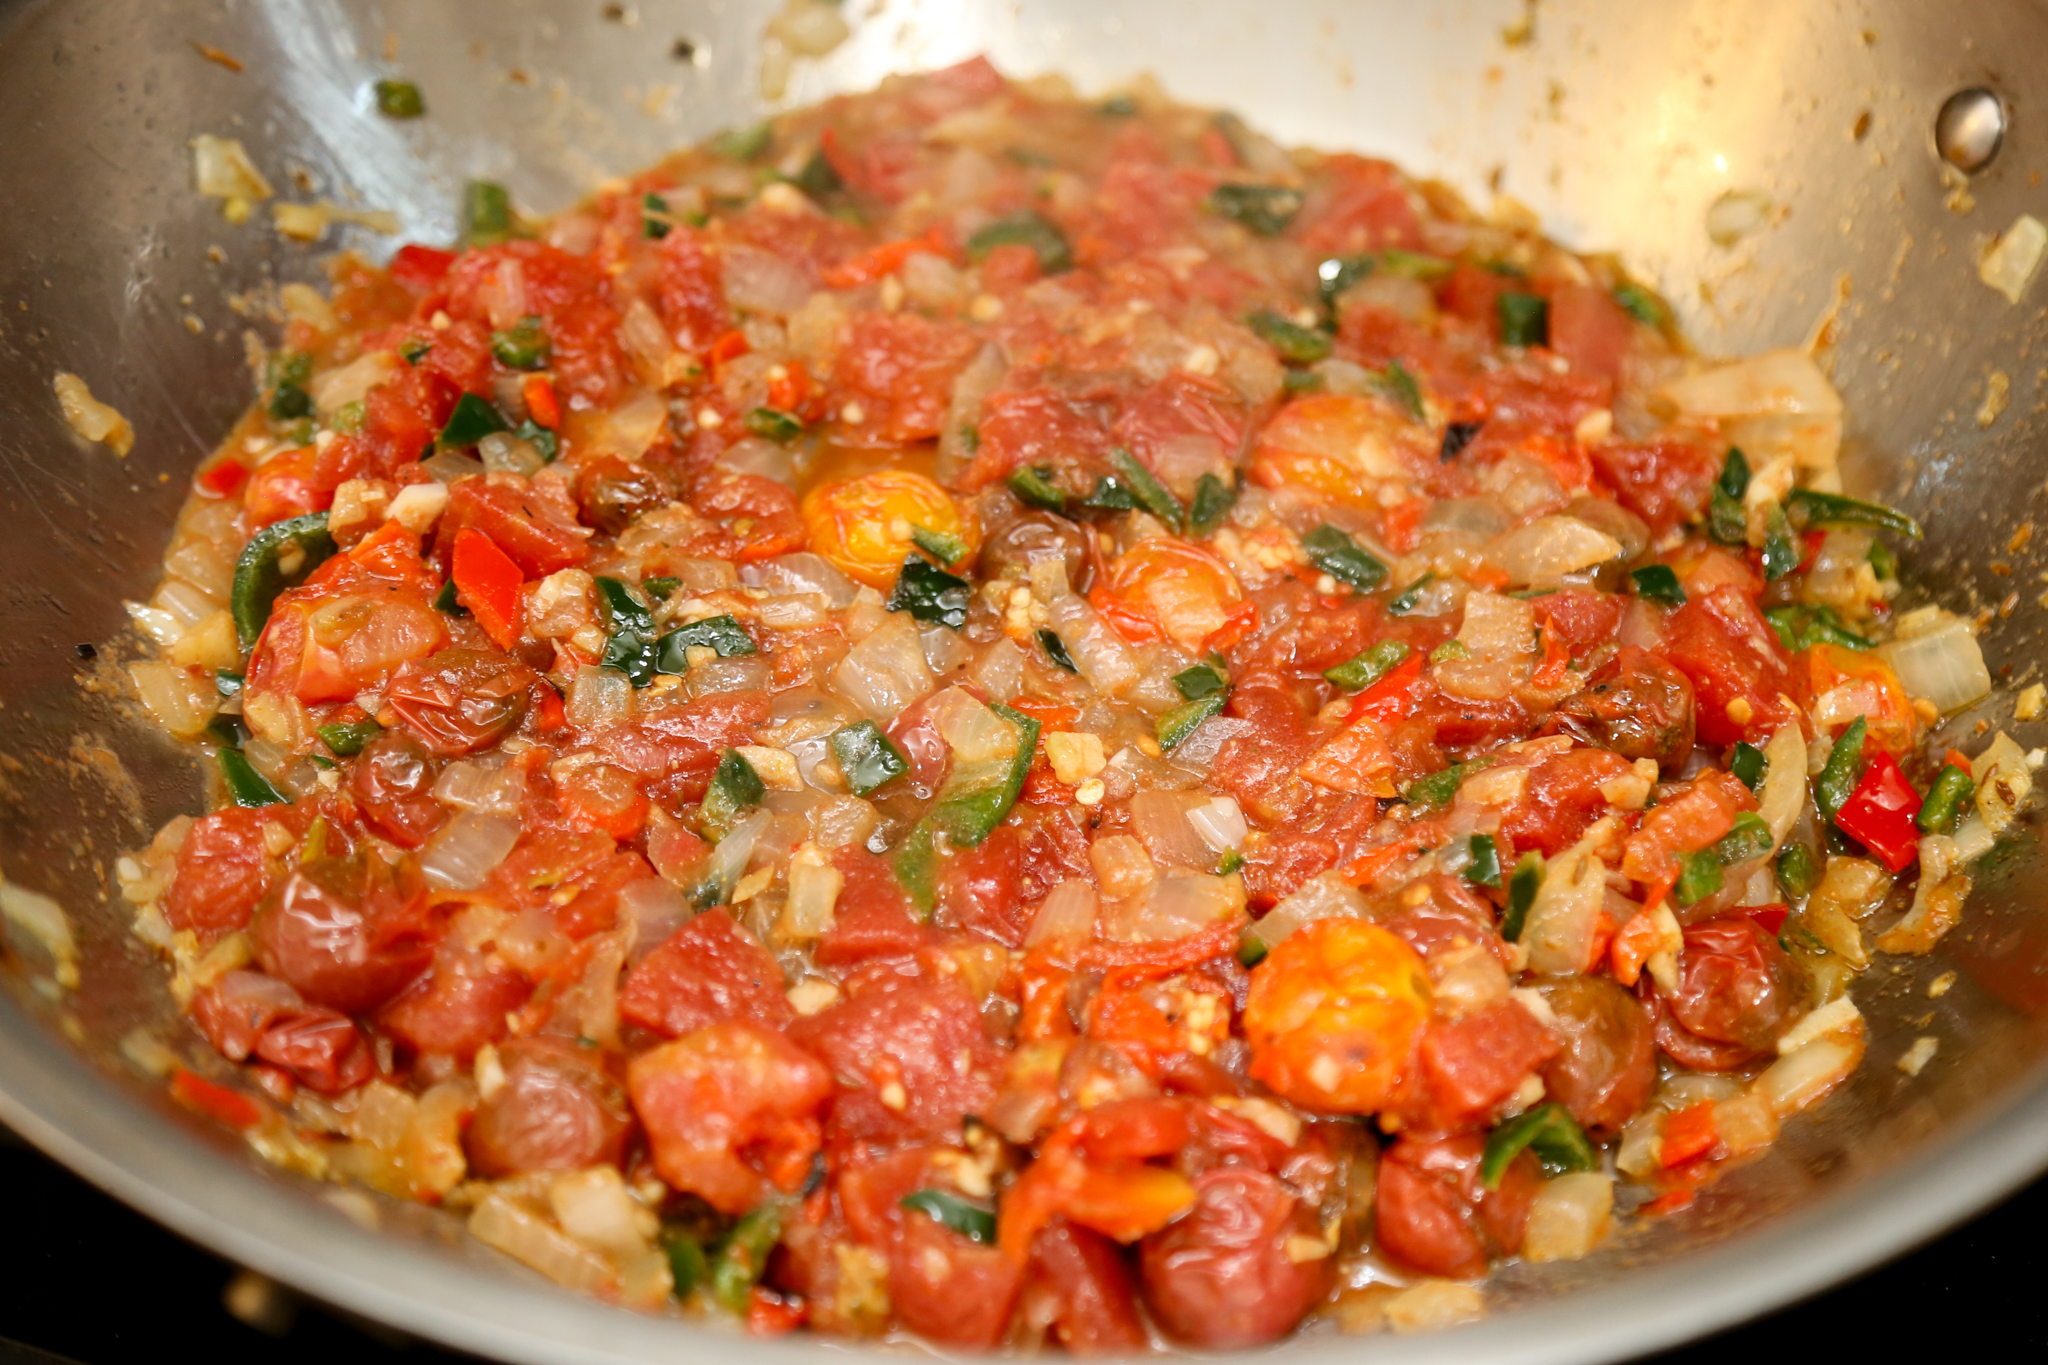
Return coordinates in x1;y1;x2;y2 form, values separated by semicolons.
831;721;909;797
230;513;337;650
899;1189;997;1245
1300;524;1388;591
1324;640;1410;692
1481;1103;1596;1188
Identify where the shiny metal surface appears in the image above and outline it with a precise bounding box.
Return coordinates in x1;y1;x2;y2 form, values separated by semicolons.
3;1;2048;1360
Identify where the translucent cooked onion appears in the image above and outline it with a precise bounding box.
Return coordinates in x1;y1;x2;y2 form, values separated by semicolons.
1662;348;1843;420
616;877;688;961
685;656;772;698
469;1193;613;1294
190;133;273;203
929;688;1013;763
969;638;1025;702
419;813;521;890
1457;592;1538;662
1973;731;2035;834
1124;870;1244;941
1564;497;1650;564
831;612;937;720
1422;497;1510;540
1756;724;1808;849
1877;618;1990;715
919;623;975;676
1026;880;1098;951
722;244;813;316
568;665;634;728
309;352;398;415
1486;515;1624;586
1521;828;1610;974
1130;791;1215;869
549;1166;657;1260
701;811;770;904
433;757;525;816
781;848;843;940
0;879;77;987
1186;795;1248;853
1521;1172;1613;1263
1757;1037;1858;1117
1044;591;1138;697
742;553;858;608
1170;715;1251;767
127;661;218;740
1245;871;1367;953
617;298;674;373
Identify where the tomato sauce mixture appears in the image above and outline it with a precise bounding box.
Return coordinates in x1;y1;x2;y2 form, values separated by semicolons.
119;59;2027;1347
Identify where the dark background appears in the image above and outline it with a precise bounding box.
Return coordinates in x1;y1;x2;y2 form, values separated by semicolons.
0;1124;2038;1365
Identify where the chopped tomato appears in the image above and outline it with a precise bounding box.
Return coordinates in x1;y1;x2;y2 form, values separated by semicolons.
388;243;457;293
1658;585;1799;746
450;527;525;650
521;375;561;430
1248;393;1425;503
1091;539;1245;651
618;909;792;1038
1660;1102;1721;1167
169;1068;264;1129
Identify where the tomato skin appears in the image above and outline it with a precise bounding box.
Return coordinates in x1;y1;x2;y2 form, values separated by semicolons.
1539;975;1657;1134
815;846;930;967
936;824;1029;945
165;805;310;935
800;470;976;589
656;226;730;351
388;244;457;293
384;648;540;756
1249;393;1425;503
348;731;445;849
790;981;1001;1143
1029;1219;1149;1356
1294;154;1425;255
379;943;532;1061
1498;747;1635;858
250;857;435;1016
961;385;1114;492
618;909;794;1038
190;970;373;1094
1621;768;1756;885
1137;1169;1332;1349
888;1211;1026;1350
1590;439;1720;534
466;1037;634;1176
627;1020;834;1215
690;474;805;563
1548;283;1637;385
1375;1134;1539;1278
434;476;592;578
1553;646;1697;770
242;446;328;526
1798;642;1916;756
1243;919;1433;1113
1655;917;1800;1068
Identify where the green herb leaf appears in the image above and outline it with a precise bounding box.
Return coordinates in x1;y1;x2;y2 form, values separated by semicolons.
399;338;431;365
217;746;288;808
490;315;550;370
1281;367;1325;394
1761;502;1800;582
374;78;425;118
1188;472;1237;536
744;406;805;442
1786;487;1923;540
1708;487;1749;545
886;556;972;630
1007;464;1067;513
1174;663;1228;699
1776;841;1820;902
1465;833;1502;888
266;379;313;422
701;748;765;838
595;576;660;686
1378;360;1425;421
894;702;1040;912
230;513;337;650
910;524;970;566
1404;759;1477;811
1497;290;1549;347
642;192;674;239
1157;693;1228;750
437;392;510;450
899;1189;997;1245
330;400;366;434
831;721;909;797
1209;183;1303;236
1324;639;1410;692
1613;281;1667;327
1247;309;1332;364
1108;450;1185;529
1389;573;1435;615
1430;638;1471;663
1300;524;1388;591
965;211;1073;273
1481;1103;1596;1188
1237;935;1270;968
1630;564;1687;606
654;614;758;674
1082;475;1138;512
1036;629;1079;673
463;180;515;247
1764;604;1873;653
1502;851;1544;940
316;718;382;757
1729;741;1766;793
712;120;774;162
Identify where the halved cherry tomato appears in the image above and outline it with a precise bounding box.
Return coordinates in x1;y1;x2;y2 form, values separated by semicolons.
1242;919;1432;1113
1247;394;1425;504
1090;539;1245;651
1798;642;1915;756
800;470;978;589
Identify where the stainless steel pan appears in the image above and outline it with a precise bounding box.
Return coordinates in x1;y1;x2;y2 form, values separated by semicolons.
4;2;2048;1360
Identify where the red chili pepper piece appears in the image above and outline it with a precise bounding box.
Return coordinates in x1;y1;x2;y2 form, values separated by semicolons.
1659;1101;1720;1168
169;1067;264;1129
1833;749;1924;872
451;526;526;651
1345;651;1425;726
389;243;457;293
522;375;561;431
1744;903;1790;937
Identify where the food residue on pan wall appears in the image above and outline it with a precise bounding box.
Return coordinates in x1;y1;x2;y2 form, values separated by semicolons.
52;373;133;456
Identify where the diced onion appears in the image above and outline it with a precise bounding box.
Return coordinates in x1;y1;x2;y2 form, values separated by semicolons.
1877;618;1990;715
830;612;936;720
1660;348;1842;421
742;553;859;608
1457;592;1537;662
1756;724;1808;850
701;811;770;904
190;133;273;202
1973;731;2033;834
685;656;772;698
310;352;399;416
1756;1037;1858;1117
722;244;814;316
766;0;852;57
54;372;135;456
919;623;975;676
1168;715;1251;768
617;877;688;961
1186;796;1248;853
1026;880;1098;951
1044;591;1139;697
1123;870;1245;941
1246;871;1367;953
434;758;525;816
1521;824;1612;974
1486;515;1622;586
567;665;634;729
0;879;78;988
128;661;218;740
1521;1172;1613;1263
549;1166;657;1260
969;638;1025;702
1802;857;1887;969
469;1193;613;1294
781;846;843;940
1130;791;1216;869
419;813;521;890
1704;189;1772;247
1980;213;2048;303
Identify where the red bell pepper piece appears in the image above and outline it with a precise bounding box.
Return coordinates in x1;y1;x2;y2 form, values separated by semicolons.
451;527;526;651
389;243;458;293
522;374;561;431
1833;749;1923;872
169;1068;264;1129
1659;1101;1720;1168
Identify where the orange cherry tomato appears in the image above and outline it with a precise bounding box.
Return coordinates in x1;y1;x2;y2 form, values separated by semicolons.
1799;641;1915;755
800;470;979;590
1242;919;1432;1114
1092;539;1244;651
1247;393;1427;504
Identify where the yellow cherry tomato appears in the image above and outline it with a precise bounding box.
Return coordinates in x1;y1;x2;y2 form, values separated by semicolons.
1248;393;1428;504
800;470;979;589
1242;918;1432;1114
